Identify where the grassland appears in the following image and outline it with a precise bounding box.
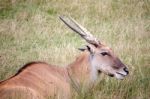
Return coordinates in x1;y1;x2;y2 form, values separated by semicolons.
0;0;150;99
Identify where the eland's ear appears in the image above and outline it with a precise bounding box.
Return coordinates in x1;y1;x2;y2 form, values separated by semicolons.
86;45;94;54
78;48;86;52
78;45;95;54
78;46;87;51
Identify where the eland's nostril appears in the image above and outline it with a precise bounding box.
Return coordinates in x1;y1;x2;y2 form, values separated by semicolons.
124;67;129;74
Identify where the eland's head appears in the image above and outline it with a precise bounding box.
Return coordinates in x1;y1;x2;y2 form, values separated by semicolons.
60;16;129;80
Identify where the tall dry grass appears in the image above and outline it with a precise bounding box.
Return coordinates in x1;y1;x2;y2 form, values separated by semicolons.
0;0;150;99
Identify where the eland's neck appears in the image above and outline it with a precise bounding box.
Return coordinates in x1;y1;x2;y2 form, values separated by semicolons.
67;51;98;85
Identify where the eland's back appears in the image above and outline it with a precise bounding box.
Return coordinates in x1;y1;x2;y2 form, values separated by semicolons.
0;62;70;99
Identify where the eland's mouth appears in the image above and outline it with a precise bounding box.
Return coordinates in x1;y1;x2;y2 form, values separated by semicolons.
116;72;126;77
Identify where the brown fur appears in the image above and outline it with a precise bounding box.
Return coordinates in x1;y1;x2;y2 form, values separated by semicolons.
0;51;91;99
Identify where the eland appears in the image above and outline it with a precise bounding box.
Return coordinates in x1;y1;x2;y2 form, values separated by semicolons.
0;16;129;99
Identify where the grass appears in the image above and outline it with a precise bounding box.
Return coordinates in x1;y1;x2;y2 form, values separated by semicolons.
0;0;150;99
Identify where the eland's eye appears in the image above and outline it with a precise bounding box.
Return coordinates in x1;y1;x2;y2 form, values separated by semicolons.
101;52;108;56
